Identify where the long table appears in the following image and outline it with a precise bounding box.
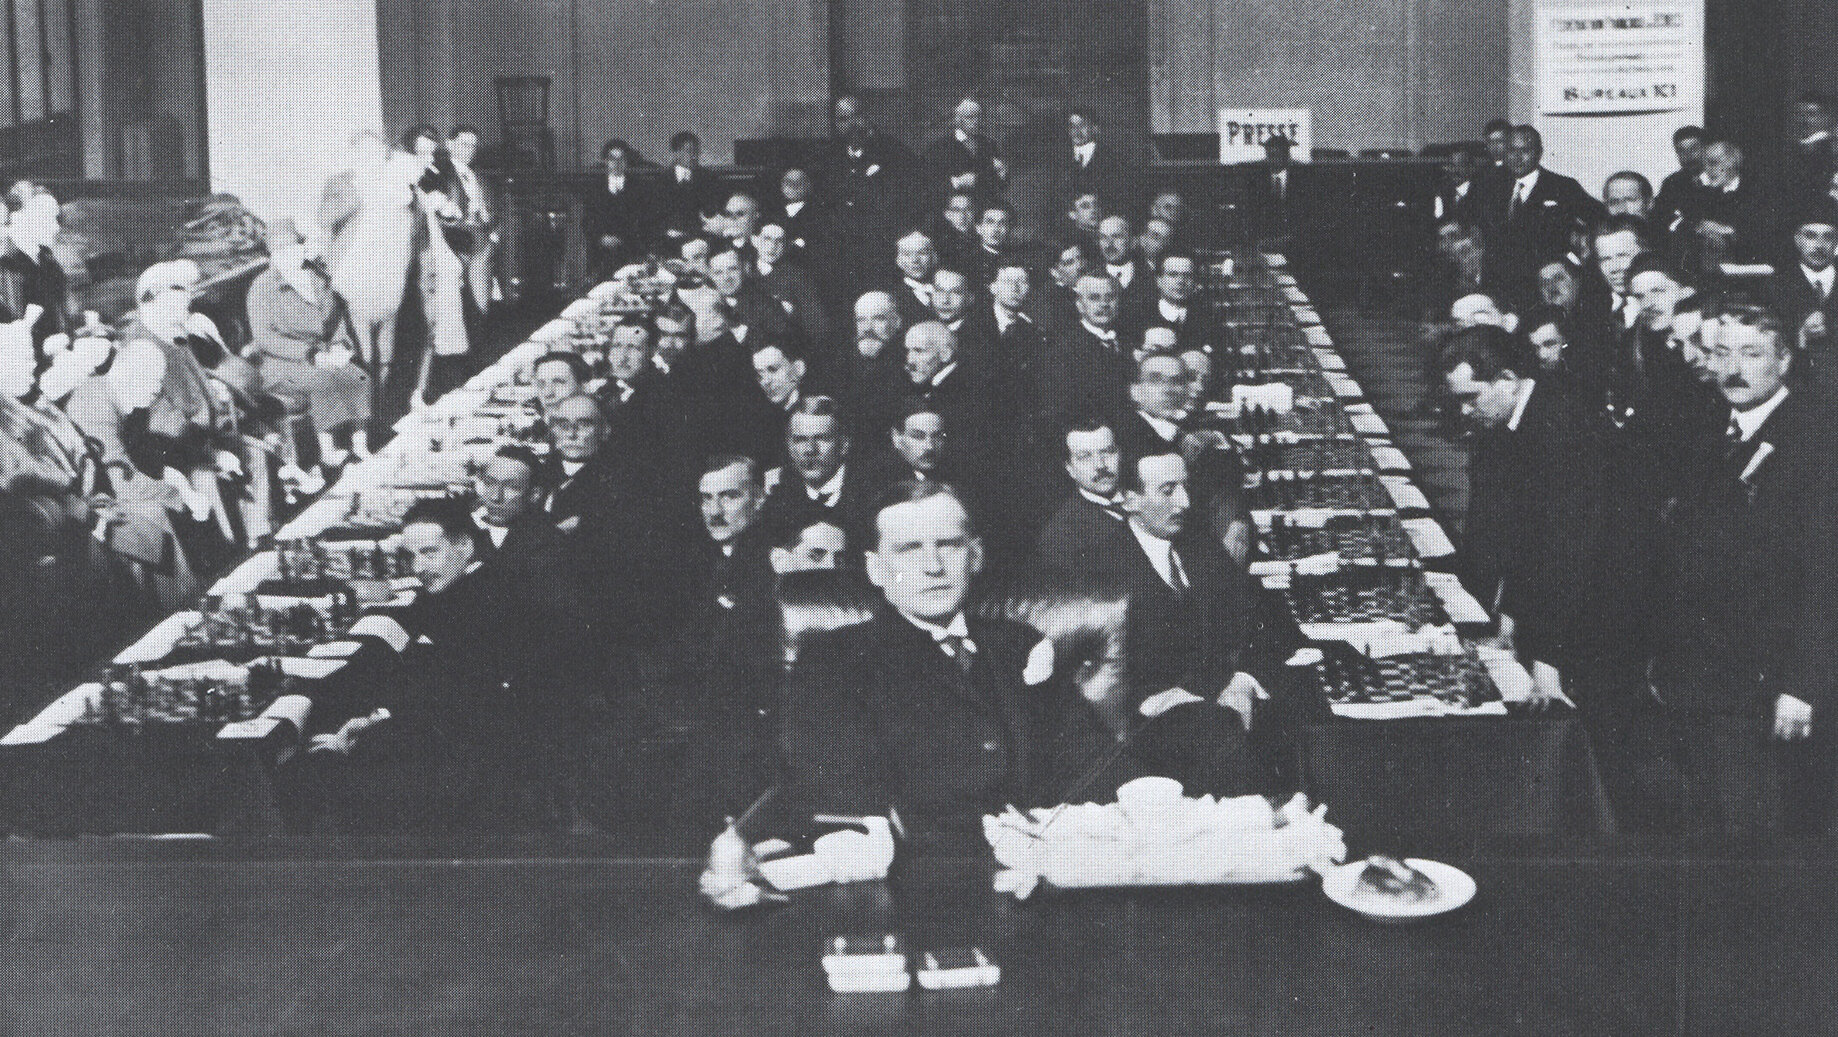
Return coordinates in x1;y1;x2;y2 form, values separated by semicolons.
5;836;1833;1036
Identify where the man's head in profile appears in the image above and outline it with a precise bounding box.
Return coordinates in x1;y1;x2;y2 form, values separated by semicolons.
401;498;482;595
866;481;983;625
891;399;947;475
904;321;957;386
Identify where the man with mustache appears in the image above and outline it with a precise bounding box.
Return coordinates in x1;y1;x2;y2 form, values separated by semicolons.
1654;305;1838;835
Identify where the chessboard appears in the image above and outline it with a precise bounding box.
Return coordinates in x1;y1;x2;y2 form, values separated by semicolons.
1260;515;1416;565
1247;439;1375;476
1311;648;1502;710
70;665;286;729
1283;571;1450;628
1250;473;1392;513
1228;405;1355;441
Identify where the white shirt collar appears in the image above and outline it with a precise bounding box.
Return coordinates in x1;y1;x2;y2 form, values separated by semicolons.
784;200;805;216
1106;261;1134;286
931;361;958;387
902;610;971;644
1733;386;1789;441
472;507;511;547
955;128;971;145
560;459;585;476
994;303;1024;331
674;165;693;183
1127;518;1181;590
806;464;846;503
1505;378;1536;433
1078;487;1120;509
1803;130;1833;147
606;173;627;192
1514;169;1540;194
1074;141;1095;163
1158;298;1187;321
1139;410;1180;442
1804;264;1834;294
1081;320;1117;342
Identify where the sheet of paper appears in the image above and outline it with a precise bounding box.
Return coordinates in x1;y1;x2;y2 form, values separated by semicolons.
1380;476;1431;511
1369;445;1411;472
1402;518;1456;557
115;612;202;664
1233;382;1295;413
1349;411;1390;437
1423;571;1492;624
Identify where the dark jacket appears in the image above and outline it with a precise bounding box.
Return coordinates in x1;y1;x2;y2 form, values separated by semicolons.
776;609;1130;851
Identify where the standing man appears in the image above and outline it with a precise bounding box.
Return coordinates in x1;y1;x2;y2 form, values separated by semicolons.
442;126;497;320
1473;126;1606;310
1654;306;1838;835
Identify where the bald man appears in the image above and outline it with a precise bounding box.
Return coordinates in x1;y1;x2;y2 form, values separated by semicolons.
924;97;1008;204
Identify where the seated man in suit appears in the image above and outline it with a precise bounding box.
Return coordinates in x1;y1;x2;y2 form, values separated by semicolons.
1040;446;1277;795
1096;215;1149;310
1765;203;1838;369
1037;414;1127;566
1132;251;1214;351
889;228;942;329
470;446;578;612
1041;273;1134;431
776;480;1140;852
1602;171;1654;220
532;351;589;418
306;499;584;833
762;394;873;542
1652;125;1707;236
1677;140;1768;274
965;202;1018;289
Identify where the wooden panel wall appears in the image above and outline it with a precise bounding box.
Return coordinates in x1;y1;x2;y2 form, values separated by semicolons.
1150;0;1506;151
378;0;829;167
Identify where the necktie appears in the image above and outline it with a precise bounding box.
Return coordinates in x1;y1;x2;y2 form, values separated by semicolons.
1510;181;1526;221
1815;273;1831;301
1724;415;1744;459
1167;547;1189;595
939;633;976;676
616;380;635;404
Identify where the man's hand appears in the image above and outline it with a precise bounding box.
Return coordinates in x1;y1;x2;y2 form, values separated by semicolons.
307;710;388;754
1773;694;1814;741
1139;687;1204;719
1217;672;1267;730
555;515;581;534
1803;311;1828;346
1495;612;1516;648
1526;660;1564;712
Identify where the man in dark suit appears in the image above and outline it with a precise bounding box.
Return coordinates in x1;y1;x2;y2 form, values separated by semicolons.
1058;107;1129;206
1036;415;1127;568
1096;215;1151;313
753;220;833;352
1676;140;1770;273
1039;447;1276;794
1784;92;1838;208
1654;306;1838;834
1766;204;1838;374
1130;251;1215;351
709;245;793;350
582;139;654;276
1235;135;1302;250
658;131;717;243
982;258;1046;425
832;289;908;437
307;500;584;833
1651;125;1708;237
761;395;874;543
774;166;825;263
962;201;1020;290
471;447;580;616
1472;125;1607;309
924;97;1008;204
1041;273;1135;430
903;320;997;475
888;229;942;330
775;480;1138;852
822;95;918;297
1433;145;1483;225
1038;238;1100;343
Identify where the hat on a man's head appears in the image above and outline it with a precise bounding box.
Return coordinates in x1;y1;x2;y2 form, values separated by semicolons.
1790;199;1838;232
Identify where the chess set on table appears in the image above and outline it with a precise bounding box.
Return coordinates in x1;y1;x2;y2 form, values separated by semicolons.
1259;513;1418;567
1282;568;1451;629
1307;643;1503;712
69;661;291;731
1249;471;1393;513
1243;437;1377;476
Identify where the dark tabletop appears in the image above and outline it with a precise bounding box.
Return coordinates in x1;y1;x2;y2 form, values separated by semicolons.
3;836;1834;1036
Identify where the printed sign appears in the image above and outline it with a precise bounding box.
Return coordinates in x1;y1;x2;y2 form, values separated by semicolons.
1218;109;1313;163
1537;4;1702;116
